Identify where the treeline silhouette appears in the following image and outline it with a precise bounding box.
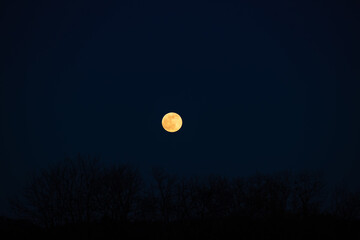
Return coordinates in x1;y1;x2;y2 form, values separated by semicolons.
4;155;360;239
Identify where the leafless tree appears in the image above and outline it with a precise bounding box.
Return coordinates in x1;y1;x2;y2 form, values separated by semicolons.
331;183;360;220
194;175;233;219
99;164;143;222
231;176;246;216
151;167;178;222
11;155;103;227
290;171;325;217
264;171;292;217
241;173;272;218
136;186;158;222
173;176;199;221
232;171;292;219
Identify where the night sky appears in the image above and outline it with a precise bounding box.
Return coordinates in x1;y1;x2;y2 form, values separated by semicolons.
1;0;359;216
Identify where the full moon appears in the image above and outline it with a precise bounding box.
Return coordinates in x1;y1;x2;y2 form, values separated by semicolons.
162;112;182;133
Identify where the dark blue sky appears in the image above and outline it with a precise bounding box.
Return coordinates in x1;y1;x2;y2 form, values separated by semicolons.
1;0;359;216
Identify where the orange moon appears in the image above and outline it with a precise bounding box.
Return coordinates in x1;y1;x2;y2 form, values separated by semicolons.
162;112;182;132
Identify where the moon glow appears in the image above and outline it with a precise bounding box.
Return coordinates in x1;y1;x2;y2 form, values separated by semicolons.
162;112;182;132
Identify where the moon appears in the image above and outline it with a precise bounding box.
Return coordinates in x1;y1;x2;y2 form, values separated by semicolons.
162;112;183;133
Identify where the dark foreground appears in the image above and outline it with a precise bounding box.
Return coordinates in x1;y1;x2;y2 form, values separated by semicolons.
2;216;360;240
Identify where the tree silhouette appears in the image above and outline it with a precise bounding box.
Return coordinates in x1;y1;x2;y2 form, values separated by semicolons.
151;167;178;223
99;164;143;222
290;171;325;217
11;155;102;227
173;176;199;221
331;183;360;220
8;157;360;239
194;175;233;219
